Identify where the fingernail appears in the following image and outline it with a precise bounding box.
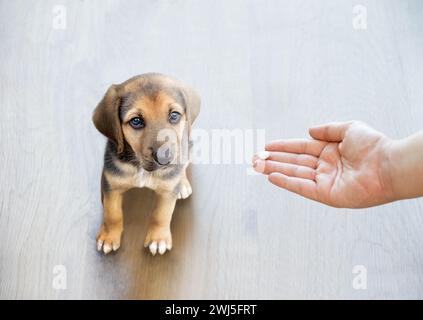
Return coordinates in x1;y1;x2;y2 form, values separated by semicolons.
253;159;265;173
257;151;270;160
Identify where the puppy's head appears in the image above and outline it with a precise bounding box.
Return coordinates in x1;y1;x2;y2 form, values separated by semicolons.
93;73;200;172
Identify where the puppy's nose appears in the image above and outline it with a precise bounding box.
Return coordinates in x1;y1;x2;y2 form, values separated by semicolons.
151;148;173;165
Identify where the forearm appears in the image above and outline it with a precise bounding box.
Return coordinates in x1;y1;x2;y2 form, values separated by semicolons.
388;131;423;201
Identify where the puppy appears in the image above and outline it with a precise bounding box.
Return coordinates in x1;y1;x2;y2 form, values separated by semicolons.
92;73;200;255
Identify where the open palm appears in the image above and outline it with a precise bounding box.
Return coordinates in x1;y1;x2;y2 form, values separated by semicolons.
254;121;394;208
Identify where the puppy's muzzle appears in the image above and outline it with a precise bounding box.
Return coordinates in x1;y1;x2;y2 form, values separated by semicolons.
152;147;173;166
142;146;174;171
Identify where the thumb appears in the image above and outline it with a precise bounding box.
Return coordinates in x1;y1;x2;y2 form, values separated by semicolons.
309;121;352;142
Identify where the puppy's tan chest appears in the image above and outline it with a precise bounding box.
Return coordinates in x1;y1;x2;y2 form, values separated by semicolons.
134;169;172;191
134;169;155;189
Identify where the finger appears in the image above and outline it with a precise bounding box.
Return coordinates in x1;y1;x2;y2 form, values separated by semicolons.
309;121;352;142
269;151;318;168
251;151;270;164
258;160;316;180
268;172;318;201
265;139;327;156
252;151;318;168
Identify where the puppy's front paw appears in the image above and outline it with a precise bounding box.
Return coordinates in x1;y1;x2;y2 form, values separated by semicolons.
144;226;172;256
177;178;192;200
96;224;122;254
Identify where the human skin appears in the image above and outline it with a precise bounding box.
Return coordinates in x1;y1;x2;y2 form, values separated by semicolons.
253;121;423;208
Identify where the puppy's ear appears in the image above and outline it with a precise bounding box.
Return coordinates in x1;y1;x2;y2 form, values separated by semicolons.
92;85;124;153
181;85;200;125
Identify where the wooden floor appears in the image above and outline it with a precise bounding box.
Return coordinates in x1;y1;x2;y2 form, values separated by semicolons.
1;0;423;299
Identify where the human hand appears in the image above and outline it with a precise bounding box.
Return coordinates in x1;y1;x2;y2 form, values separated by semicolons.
253;121;395;208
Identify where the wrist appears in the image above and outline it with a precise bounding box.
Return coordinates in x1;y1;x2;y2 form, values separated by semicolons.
378;138;397;203
383;137;410;202
381;139;403;202
386;132;423;201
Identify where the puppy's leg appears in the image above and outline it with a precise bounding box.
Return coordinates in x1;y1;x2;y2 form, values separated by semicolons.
144;192;177;255
97;189;124;254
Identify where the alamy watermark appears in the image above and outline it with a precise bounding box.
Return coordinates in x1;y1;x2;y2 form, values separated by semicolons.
52;5;67;30
352;4;367;30
352;265;367;290
52;265;67;290
157;128;266;174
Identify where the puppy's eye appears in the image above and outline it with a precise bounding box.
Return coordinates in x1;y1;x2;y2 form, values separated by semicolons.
129;117;145;129
169;111;181;124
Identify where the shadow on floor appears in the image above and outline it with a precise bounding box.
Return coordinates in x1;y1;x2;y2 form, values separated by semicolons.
109;186;196;299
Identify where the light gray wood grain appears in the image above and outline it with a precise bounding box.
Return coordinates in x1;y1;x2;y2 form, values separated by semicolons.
1;0;423;299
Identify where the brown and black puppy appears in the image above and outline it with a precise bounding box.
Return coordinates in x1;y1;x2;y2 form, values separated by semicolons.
92;73;200;255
